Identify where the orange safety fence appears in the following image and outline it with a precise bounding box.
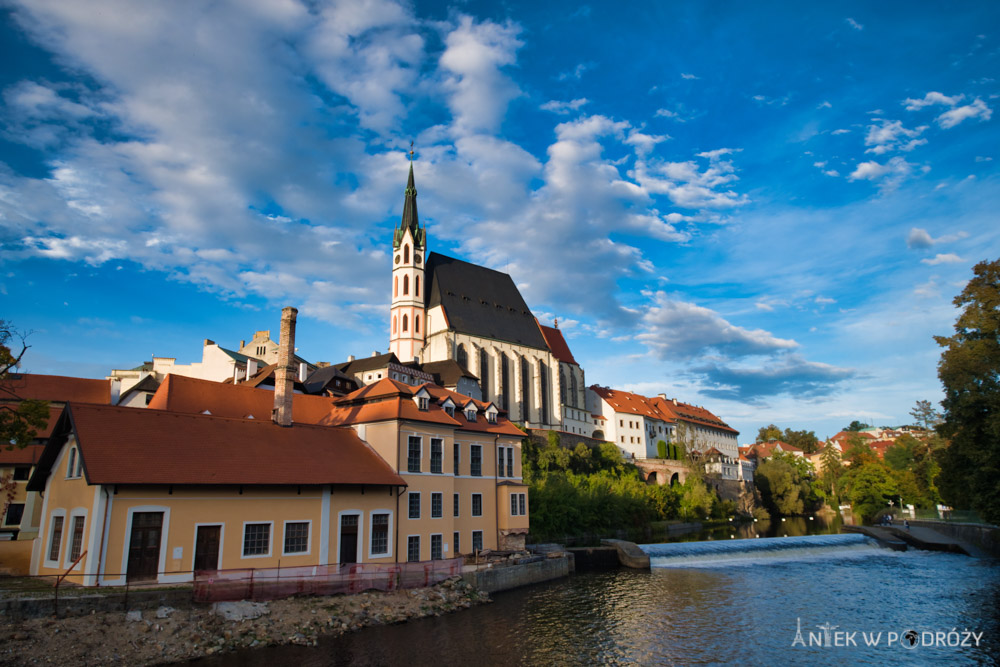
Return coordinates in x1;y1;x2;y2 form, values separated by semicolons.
192;558;464;603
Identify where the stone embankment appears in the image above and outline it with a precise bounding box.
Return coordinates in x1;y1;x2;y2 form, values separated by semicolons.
0;577;488;666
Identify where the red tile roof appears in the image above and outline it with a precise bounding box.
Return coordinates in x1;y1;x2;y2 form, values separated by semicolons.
651;397;738;434
745;440;803;458
0;444;45;466
148;374;333;424
537;323;578;365
0;374;112;404
29;404;405;489
590;386;669;420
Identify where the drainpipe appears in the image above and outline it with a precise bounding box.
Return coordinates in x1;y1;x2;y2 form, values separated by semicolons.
96;486;110;586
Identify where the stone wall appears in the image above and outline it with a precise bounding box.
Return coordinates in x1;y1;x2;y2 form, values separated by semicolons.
911;520;1000;558
462;555;571;594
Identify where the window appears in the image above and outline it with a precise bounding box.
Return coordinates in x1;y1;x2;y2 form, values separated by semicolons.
4;503;24;526
392;315;397;334
453;531;460;555
472;493;482;517
415;314;420;334
519;493;526;516
12;466;29;481
507;448;514;477
445;405;454;417
453;442;460;474
66;448;77;479
430;439;443;472
510;494;518;516
497;448;505;478
408;492;421;519
431;534;443;560
417;396;429;411
620;419;624;427
404;244;410;264
431;492;443;518
466;408;477;422
453;493;460;517
486;410;497;424
471;445;482;477
472;530;483;552
371;513;389;555
243;523;271;557
407;535;420;562
415;275;420;297
403;275;409;295
69;516;86;562
407;436;421;473
48;516;64;562
394;276;398;297
402;314;408;332
283;521;310;555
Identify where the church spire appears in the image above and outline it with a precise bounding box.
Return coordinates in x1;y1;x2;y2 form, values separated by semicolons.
394;144;424;249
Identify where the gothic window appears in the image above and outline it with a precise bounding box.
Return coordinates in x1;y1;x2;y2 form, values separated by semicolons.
479;350;489;400
402;314;408;332
539;362;549;424
456;344;468;370
403;275;409;295
520;356;531;420
570;370;579;409
560;367;567;406
415;314;421;334
500;354;510;413
404;244;410;263
415;275;420;297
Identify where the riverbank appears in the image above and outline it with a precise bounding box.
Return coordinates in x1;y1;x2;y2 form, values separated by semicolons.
0;576;489;666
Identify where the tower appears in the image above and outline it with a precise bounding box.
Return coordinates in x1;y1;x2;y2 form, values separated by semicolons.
389;152;427;362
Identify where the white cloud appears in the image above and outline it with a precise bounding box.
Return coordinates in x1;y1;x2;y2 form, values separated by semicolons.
655;108;680;119
637;291;798;361
863;119;927;155
632;148;749;209
921;253;964;266
906;227;969;249
557;62;590;81
439;15;524;135
848;156;915;190
817;101;832;109
936;98;992;129
681;73;699;80
540;98;589;114
831;129;851;135
846;18;863;31
624;129;670;156
903;91;964;111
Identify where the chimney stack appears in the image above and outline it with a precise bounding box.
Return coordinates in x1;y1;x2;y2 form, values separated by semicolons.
347;354;355;362
273;307;297;426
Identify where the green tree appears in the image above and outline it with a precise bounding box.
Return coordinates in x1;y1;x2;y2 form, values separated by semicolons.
934;258;1000;523
1;321;49;450
782;428;820;455
844;420;869;432
754;452;812;516
756;424;783;442
884;434;921;471
842;462;898;522
817;444;844;503
909;400;943;432
843;434;878;467
656;440;668;459
679;476;713;520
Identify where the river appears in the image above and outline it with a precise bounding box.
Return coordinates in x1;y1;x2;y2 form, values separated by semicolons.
194;523;1000;666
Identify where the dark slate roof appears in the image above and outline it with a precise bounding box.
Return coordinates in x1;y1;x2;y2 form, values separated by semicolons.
303;365;358;395
424;252;547;350
393;162;425;249
218;346;261;364
123;375;161;395
335;352;399;375
409;360;478;387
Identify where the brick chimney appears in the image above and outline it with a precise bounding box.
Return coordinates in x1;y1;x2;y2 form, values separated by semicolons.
273;306;297;426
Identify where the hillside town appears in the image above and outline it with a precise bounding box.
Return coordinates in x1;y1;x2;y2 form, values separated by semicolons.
0;165;939;588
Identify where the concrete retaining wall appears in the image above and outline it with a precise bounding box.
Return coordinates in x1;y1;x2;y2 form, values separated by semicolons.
462;556;571;594
911;520;1000;558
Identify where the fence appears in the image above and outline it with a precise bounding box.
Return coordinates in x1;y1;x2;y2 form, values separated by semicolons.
192;558;464;603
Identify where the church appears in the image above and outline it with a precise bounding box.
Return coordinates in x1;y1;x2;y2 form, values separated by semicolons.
388;161;589;434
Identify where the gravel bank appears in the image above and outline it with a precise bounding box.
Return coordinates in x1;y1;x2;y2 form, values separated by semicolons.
0;577;489;666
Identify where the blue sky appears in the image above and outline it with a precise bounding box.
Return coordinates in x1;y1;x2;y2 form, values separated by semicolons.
1;1;998;441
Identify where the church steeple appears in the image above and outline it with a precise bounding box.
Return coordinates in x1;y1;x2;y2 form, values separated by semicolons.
394;147;424;249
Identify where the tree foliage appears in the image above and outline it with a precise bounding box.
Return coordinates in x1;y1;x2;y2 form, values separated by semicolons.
934;258;1000;523
755;424;820;454
1;321;49;450
844;420;869;432
753;452;814;516
909;400;943;432
841;462;898;522
756;424;783;443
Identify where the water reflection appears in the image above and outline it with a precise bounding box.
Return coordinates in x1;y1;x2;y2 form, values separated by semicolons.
193;534;1000;667
657;513;844;544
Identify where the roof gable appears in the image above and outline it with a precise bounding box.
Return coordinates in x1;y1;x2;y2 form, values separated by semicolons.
538;323;578;365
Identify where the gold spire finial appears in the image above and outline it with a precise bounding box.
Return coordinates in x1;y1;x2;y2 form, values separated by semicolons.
409;141;414;161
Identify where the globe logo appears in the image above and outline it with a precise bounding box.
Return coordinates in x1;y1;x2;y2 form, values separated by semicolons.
902;630;919;649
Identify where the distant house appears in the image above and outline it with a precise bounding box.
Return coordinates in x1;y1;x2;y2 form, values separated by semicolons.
741;440;806;472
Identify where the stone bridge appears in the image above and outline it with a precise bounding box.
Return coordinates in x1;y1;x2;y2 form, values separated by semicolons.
634;459;689;486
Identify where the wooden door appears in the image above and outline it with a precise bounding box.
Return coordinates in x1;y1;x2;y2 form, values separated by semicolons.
127;512;163;581
339;515;358;564
194;525;221;572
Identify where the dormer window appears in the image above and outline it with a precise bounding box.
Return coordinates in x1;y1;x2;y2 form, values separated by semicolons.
418;397;429;410
487;411;497;424
445;406;455;417
466;409;477;422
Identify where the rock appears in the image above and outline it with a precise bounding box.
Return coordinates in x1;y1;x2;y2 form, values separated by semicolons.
125;611;143;623
211;601;270;622
155;606;176;619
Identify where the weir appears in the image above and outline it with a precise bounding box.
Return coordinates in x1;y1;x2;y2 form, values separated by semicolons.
640;533;887;568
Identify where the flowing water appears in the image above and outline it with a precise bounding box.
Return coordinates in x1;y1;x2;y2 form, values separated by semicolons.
194;531;1000;666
